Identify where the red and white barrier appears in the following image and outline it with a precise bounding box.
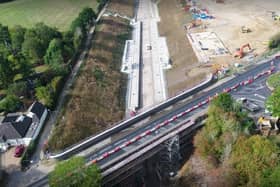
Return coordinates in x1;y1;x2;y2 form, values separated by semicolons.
91;67;276;164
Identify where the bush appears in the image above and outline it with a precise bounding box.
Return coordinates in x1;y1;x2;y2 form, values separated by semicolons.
35;86;53;108
269;33;280;49
230;135;279;186
7;81;27;97
0;94;21;112
49;157;101;187
266;87;280;117
51;76;64;103
93;67;104;83
261;166;280;187
20;140;35;169
0;0;14;3
194;93;252;163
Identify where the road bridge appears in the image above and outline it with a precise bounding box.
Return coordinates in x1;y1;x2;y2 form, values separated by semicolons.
29;58;279;187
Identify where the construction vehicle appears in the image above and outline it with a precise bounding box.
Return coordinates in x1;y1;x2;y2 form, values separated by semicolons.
237;98;260;112
234;43;251;59
271;12;280;21
274;16;280;21
241;26;251;33
202;63;229;74
187;20;202;30
257;116;279;132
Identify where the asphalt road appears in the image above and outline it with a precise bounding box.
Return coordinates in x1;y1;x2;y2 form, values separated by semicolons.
28;58;279;187
87;59;279;167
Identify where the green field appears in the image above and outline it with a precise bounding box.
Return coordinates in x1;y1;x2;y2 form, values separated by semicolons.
0;0;98;31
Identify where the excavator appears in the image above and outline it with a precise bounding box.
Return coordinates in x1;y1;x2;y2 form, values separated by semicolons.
234;43;251;59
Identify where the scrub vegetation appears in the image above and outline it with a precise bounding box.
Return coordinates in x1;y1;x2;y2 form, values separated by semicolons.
48;16;131;151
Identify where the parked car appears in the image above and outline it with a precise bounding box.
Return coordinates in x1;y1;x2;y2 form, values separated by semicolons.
14;145;25;157
237;97;260;112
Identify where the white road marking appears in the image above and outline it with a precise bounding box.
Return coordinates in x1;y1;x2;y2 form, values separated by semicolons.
254;93;266;99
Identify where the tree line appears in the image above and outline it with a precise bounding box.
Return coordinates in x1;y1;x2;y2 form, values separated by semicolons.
194;93;280;186
0;7;96;111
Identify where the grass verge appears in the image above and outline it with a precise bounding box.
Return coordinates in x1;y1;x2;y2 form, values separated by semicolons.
267;72;280;90
0;0;98;31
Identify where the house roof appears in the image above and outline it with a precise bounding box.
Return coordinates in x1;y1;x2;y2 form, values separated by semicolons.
11;115;32;137
2;114;20;123
0;122;22;140
0;101;46;142
30;102;45;119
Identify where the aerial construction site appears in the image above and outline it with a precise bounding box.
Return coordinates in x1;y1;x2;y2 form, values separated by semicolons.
123;0;280;114
3;0;280;186
157;0;280;96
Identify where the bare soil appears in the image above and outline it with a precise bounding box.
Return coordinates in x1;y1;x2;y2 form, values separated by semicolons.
1;147;21;173
48;16;131;150
158;0;207;97
159;0;280;97
196;0;280;57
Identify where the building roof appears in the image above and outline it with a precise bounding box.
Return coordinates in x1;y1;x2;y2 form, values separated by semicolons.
2;113;20;123
11;115;32;137
29;102;46;119
0;101;46;142
0;123;22;140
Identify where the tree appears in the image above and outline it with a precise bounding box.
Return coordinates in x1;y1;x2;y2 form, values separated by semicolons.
33;23;61;52
49;157;101;187
0;24;11;47
211;93;234;112
9;25;26;52
261;166;280;187
44;39;68;75
71;16;85;34
35;85;53;108
44;39;63;65
194;93;252;163
22;24;60;64
50;76;63;99
0;0;14;2
70;7;96;35
79;7;97;29
8;53;33;78
0;51;14;88
0;94;21;112
22;29;44;64
266;87;280;117
62;31;75;61
97;0;108;13
73;27;83;51
7;82;27;97
230;135;279;186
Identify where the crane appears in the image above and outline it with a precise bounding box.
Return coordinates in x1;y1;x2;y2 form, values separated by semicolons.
234;43;251;59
